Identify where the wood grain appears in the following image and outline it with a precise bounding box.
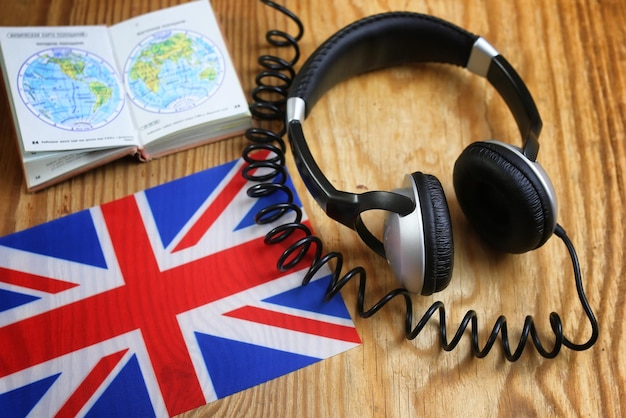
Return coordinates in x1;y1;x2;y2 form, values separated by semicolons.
0;0;624;417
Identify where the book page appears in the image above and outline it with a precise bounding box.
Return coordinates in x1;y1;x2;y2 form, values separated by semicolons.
108;0;250;147
21;146;137;192
0;26;138;152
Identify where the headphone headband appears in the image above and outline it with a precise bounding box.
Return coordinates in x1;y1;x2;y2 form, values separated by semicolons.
286;12;543;255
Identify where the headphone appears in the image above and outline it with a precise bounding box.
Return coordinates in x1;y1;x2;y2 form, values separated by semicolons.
285;12;558;295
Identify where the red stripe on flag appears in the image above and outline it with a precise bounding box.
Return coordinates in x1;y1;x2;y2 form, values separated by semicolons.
54;349;128;418
172;149;272;253
0;267;78;294
172;167;248;253
224;306;361;344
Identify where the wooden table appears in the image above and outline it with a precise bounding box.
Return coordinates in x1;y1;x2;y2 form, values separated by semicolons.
1;0;624;417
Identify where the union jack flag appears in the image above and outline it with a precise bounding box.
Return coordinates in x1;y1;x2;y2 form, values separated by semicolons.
0;157;360;417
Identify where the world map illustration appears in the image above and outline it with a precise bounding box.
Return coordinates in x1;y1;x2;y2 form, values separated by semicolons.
124;29;225;113
18;48;125;131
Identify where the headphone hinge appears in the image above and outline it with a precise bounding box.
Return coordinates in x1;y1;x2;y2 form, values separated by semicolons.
523;133;540;161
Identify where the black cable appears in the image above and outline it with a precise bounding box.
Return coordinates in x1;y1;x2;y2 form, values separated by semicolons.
242;0;599;361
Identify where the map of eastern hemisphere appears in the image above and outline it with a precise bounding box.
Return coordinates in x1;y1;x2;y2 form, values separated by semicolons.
18;48;125;131
125;29;226;113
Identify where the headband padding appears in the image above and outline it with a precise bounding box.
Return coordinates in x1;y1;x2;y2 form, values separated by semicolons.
412;172;454;295
453;142;555;253
290;12;478;115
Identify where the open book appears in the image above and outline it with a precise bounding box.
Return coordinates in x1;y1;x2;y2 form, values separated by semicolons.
0;0;251;192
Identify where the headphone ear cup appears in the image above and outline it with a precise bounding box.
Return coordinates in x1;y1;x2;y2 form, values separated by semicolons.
383;172;454;295
453;141;557;253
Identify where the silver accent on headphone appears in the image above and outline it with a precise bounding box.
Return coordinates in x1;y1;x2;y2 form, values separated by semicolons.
486;140;559;231
383;175;426;294
466;37;499;78
287;97;306;123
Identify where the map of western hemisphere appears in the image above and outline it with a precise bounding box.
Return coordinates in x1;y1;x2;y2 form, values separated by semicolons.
124;29;225;114
18;48;125;132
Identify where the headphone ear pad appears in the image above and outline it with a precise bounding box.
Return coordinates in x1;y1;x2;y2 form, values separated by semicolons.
416;173;455;295
383;173;454;295
453;141;556;253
